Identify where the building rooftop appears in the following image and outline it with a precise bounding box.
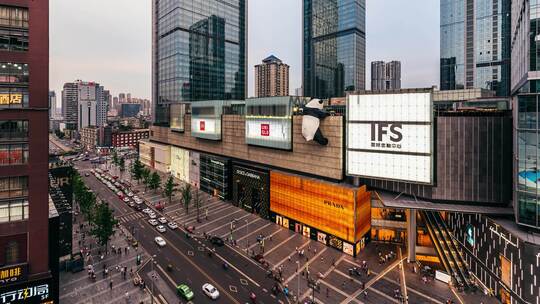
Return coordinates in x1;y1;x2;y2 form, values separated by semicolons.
262;55;282;64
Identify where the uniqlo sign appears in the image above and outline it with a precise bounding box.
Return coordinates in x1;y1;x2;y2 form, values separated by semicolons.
261;124;270;136
199;121;205;131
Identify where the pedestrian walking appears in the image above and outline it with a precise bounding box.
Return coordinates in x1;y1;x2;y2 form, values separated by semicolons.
109;280;113;290
326;287;329;298
364;290;368;298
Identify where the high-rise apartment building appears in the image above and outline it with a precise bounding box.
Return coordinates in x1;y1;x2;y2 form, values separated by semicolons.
48;91;56;120
63;80;107;130
303;0;366;99
255;55;289;97
62;82;78;130
440;0;511;96
371;61;401;91
0;1;57;302
152;0;247;124
512;0;540;232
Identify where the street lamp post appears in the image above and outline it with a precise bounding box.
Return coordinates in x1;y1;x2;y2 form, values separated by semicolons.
296;261;300;304
151;254;156;304
245;219;249;253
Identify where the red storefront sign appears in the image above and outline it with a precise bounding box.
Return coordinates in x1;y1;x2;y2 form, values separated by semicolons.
261;124;270;136
200;121;205;131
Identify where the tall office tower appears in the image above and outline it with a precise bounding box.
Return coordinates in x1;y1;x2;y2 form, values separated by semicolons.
255;55;290;97
76;81;107;129
118;93;126;104
62;82;79;130
48;91;56;119
0;1;57;302
512;0;540;232
103;89;111;111
127;93;131;103
371;61;401;91
303;0;366;99
152;0;247;124
440;0;511;96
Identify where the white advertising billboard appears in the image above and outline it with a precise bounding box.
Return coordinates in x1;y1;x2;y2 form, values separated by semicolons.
190;100;225;140
244;97;305;150
346;92;434;184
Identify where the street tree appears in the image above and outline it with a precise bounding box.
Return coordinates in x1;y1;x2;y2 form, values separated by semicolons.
89;202;118;249
149;171;161;193
111;150;119;167
194;190;202;223
131;159;144;184
182;183;192;215
142;168;151;191
164;176;176;204
118;157;125;178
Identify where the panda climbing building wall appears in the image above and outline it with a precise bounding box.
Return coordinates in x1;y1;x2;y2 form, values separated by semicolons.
301;98;331;146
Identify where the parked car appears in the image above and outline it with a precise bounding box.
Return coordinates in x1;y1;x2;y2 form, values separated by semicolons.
148;219;158;226
156;225;166;233
167;222;178;230
158;217;167;224
142;208;151;214
148;212;157;219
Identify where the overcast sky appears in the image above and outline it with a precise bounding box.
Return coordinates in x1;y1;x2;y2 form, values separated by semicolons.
50;0;439;102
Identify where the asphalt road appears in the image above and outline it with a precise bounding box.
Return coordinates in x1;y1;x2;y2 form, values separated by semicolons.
75;159;287;304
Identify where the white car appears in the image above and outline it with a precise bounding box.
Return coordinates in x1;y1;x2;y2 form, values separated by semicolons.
167;222;178;230
202;283;219;300
158;217;167;224
148;219;158;226
142;208;151;214
156;225;166;233
127;192;134;197
148;212;157;219
123;197;130;203
154;236;166;247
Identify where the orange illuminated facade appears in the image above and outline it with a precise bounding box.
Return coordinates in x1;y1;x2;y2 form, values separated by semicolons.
270;171;370;255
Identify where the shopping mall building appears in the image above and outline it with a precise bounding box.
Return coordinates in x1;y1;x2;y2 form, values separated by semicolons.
143;90;540;304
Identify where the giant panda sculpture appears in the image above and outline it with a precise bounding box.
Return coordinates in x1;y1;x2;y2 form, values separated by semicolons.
301;98;330;146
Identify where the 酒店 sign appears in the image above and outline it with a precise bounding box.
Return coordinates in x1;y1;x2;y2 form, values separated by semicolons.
346;92;434;184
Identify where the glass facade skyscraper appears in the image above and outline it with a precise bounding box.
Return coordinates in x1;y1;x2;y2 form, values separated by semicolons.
440;0;511;96
152;0;246;125
512;0;540;231
303;0;366;99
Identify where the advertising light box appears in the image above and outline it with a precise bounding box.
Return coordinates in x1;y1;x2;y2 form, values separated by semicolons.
245;97;308;150
190;100;226;141
346;92;434;184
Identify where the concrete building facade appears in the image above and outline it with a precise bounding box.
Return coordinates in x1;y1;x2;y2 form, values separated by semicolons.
254;55;289;97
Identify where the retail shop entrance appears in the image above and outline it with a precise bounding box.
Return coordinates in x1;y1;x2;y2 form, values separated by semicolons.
232;164;270;219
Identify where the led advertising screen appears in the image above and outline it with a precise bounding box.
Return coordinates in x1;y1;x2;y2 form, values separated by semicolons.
346;92;434;184
190;100;224;141
245;97;306;150
170;103;185;132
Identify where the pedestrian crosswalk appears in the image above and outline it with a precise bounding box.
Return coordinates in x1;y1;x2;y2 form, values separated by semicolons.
117;212;144;224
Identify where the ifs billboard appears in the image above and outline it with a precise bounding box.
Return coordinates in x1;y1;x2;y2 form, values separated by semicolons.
346;92;434;184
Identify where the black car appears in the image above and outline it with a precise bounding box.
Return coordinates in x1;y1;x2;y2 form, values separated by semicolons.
134;205;144;211
210;236;224;246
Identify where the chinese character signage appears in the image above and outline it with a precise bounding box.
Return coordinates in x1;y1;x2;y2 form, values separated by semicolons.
0;264;27;286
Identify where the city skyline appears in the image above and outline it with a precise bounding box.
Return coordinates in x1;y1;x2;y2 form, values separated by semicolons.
49;0;439;100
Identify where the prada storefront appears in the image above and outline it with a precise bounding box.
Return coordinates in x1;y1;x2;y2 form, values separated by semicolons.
199;154;230;200
232;164;270;219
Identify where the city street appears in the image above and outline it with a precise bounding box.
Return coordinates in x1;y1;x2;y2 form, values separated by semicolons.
70;156;498;304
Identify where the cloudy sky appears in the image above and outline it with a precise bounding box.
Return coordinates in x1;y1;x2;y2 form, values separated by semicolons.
50;0;439;102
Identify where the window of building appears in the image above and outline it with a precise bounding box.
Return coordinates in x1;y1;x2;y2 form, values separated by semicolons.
0;199;28;223
0;63;28;83
0;120;28;141
0;176;27;199
0;143;28;165
4;241;19;264
0;6;28;52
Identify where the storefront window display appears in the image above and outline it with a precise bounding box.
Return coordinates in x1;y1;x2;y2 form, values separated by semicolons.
232;164;270;219
200;154;230;200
